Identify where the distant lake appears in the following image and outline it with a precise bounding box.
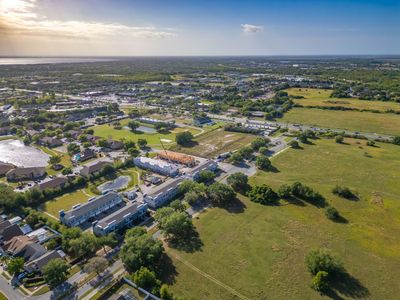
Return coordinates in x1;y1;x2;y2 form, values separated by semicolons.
123;125;157;133
0;57;116;65
0;139;49;167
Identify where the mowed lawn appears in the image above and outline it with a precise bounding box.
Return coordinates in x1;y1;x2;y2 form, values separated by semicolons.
43;189;89;218
171;127;257;158
286;88;400;112
168;138;400;299
91;119;201;147
281;107;400;136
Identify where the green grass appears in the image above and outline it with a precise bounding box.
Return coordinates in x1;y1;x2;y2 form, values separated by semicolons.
168;138;400;299
281;107;400;136
31;285;50;296
170;127;256;158
43;189;89;218
91;119;201;147
0;291;7;300
286;88;400;112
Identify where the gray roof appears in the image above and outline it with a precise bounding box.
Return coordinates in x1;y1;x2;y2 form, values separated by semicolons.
188;159;216;176
146;177;184;198
62;191;122;221
95;202;147;229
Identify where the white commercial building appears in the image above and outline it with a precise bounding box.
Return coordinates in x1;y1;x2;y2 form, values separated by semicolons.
133;157;179;177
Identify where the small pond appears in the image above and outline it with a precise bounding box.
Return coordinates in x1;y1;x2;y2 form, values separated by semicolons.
123;125;157;133
0;139;50;167
97;175;131;192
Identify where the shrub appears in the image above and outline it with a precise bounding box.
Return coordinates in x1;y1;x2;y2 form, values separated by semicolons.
335;135;344;144
248;185;279;205
311;271;329;292
332;185;357;200
278;184;292;198
325;206;340;221
305;248;342;275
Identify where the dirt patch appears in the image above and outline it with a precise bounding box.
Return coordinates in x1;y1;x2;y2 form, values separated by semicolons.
370;192;384;208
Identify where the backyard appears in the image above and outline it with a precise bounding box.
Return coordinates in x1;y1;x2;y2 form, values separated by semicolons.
168;138;400;299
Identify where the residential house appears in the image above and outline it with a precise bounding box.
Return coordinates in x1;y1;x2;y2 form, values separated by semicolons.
107;139;124;150
133;157;179;177
3;235;47;262
0;162;15;176
193;116;213;127
93;202;148;236
33;176;68;191
39;137;63;148
80;159;113;177
6;167;46;181
80;148;96;162
25;250;66;274
59;191;123;227
0;223;24;243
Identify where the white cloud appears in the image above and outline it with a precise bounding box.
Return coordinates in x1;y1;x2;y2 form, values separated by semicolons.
241;24;264;34
0;0;176;39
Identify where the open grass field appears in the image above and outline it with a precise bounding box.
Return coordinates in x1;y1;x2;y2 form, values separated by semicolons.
281;107;400;136
0;291;8;300
170;127;256;158
286;88;400;112
168;138;400;299
43;189;89;218
91;119;201;147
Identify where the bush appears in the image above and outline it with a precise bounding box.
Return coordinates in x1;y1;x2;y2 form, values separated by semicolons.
248;185;279;205
255;155;271;170
278;184;292;198
311;271;329;292
332;185;357;200
335;135;344;144
305;248;342;275
325;206;340;220
289;140;300;148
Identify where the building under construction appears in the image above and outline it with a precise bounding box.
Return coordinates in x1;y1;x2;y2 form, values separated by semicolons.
158;150;196;167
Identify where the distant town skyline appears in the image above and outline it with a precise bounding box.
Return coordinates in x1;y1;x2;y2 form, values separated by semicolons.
1;0;399;56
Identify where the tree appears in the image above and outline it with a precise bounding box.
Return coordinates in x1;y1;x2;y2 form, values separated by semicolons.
132;267;160;292
183;191;201;205
7;257;24;275
128;120;140;132
49;155;61;165
298;132;308;143
229;152;244;165
392;136;400;145
62;167;72;175
248;184;279;205
160;284;174;300
258;146;268;154
98;233;118;254
251;137;269;151
169;199;185;212
83;257;108;276
206;182;236;207
332;185;357;199
226;172;249;192
67;143;80;155
154;208;193;241
238;146;253;159
255;155;272;170
137;138;148;148
335;135;344;144
176;131;194;146
305;248;342;275
278;184;292;199
42;258;69;289
120;227;164;272
289;140;300;149
325;206;340;221
128;147;140;157
68;232;99;258
197;170;216;183
311;271;329;292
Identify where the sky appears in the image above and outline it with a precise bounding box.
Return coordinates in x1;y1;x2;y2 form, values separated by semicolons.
0;0;399;56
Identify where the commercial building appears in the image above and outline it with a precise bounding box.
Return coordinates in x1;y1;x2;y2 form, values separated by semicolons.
158;150;195;167
59;191;123;227
134;157;179;177
93;202;148;236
